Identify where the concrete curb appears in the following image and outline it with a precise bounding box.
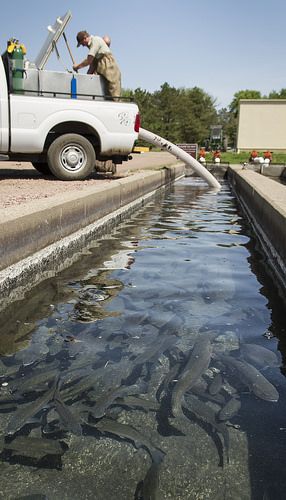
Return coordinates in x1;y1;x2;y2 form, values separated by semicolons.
0;164;184;309
228;165;286;293
260;164;286;178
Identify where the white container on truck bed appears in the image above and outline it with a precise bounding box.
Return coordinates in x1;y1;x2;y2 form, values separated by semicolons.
0;11;140;180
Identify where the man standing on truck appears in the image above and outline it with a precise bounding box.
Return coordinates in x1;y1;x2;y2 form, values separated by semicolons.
91;35;111;74
73;31;121;99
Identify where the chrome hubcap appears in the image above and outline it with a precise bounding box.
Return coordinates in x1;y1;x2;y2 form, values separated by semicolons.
60;144;87;172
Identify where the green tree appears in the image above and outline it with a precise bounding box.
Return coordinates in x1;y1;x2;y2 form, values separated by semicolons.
175;87;217;145
151;82;180;142
268;88;286;99
217;107;237;149
229;89;262;118
123;83;218;145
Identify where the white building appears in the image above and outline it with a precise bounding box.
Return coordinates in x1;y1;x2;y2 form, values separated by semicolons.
237;99;286;152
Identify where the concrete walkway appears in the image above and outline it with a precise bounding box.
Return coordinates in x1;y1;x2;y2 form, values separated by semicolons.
228;165;286;293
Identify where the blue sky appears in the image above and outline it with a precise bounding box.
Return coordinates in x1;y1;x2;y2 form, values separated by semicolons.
1;0;286;109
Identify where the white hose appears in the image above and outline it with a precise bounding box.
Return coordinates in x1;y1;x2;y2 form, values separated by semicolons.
138;127;221;190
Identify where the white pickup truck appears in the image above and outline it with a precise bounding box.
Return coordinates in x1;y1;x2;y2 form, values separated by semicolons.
0;12;140;180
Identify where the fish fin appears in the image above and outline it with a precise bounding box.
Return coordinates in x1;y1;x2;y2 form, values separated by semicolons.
134;479;144;500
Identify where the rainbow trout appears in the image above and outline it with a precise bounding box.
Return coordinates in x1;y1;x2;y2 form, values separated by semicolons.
221;355;279;402
171;336;213;418
95;418;164;463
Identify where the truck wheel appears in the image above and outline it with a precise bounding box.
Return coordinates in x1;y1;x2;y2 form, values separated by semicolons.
32;162;51;175
47;134;96;181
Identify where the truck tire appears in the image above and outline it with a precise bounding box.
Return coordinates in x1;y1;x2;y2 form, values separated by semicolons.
47;134;96;181
32;162;51;175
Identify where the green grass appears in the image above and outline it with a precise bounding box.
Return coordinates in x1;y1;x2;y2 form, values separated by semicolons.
137;146;286;164
203;151;286;164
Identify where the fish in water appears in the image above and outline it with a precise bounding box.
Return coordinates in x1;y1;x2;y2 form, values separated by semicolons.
91;381;147;419
9;365;59;395
191;383;225;406
208;373;223;396
156;361;181;401
123;335;178;385
135;459;163;500
171;336;213;418
132;334;178;366
113;395;160;413
53;391;82;436
60;370;102;403
0;435;65;459
6;376;59;435
95;417;164;463
240;343;279;370
217;397;241;422
184;393;230;465
220;355;279;402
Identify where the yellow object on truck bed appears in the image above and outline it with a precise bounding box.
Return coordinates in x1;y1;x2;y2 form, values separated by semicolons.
133;146;150;153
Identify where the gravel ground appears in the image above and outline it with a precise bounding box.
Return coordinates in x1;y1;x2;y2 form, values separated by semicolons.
0;152;181;209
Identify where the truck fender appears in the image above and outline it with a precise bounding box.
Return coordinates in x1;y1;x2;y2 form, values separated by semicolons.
38;109;107;150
